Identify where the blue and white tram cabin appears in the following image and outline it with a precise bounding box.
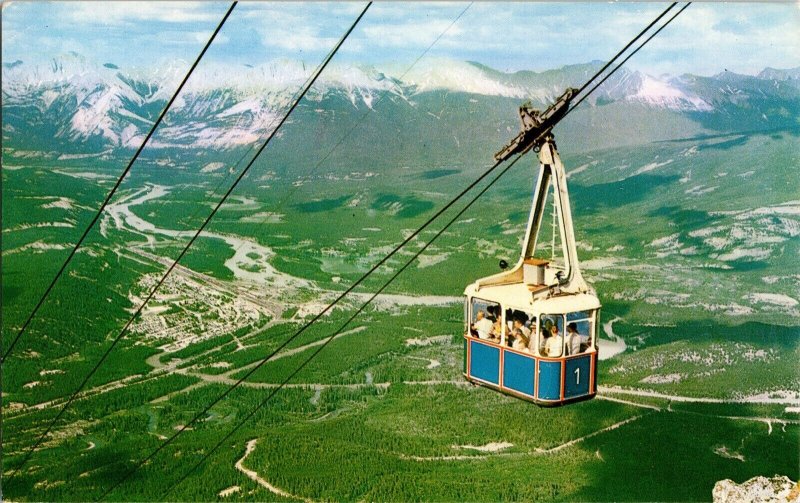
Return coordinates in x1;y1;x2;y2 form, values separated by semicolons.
463;277;600;406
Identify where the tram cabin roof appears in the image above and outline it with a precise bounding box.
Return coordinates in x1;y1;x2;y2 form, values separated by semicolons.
464;281;600;314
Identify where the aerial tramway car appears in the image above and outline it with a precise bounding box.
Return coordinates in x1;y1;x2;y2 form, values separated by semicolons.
463;89;601;406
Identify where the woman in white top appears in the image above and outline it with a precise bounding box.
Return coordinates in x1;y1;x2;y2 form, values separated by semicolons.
545;325;564;357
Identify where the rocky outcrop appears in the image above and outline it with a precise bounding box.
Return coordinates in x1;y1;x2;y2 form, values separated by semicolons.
713;475;799;503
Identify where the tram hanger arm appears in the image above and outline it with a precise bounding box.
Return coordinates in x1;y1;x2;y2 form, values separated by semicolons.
494;87;577;162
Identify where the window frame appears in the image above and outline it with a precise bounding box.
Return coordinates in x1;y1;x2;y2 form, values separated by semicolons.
468;296;502;342
565;309;596;355
538;313;565;357
505;308;536;353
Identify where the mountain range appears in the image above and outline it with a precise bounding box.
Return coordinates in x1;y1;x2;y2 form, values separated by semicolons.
3;52;799;154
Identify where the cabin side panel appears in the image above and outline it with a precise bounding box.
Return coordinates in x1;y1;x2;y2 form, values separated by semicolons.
502;350;535;396
468;340;500;385
537;360;562;401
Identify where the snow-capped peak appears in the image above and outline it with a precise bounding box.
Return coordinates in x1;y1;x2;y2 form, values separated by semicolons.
628;74;713;112
388;59;528;98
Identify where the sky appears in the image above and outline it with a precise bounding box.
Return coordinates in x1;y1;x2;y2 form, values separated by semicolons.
2;1;799;78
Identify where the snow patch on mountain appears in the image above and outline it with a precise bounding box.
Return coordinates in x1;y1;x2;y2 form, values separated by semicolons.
628;74;712;111
398;59;528;98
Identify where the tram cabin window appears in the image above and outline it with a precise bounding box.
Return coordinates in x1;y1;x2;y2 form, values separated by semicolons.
566;311;595;355
539;314;565;357
470;298;501;341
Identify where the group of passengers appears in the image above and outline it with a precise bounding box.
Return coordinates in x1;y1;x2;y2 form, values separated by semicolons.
470;309;589;356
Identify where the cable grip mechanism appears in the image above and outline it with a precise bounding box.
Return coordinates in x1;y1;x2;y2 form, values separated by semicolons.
494;87;577;162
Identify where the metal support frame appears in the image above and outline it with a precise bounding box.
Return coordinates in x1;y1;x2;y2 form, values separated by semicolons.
477;89;588;293
477;136;588;294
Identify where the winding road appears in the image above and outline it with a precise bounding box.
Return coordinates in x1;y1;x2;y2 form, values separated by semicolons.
235;439;313;503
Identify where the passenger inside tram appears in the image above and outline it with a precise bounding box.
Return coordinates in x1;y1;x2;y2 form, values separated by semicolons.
471;310;494;339
485;305;499;342
538;319;551;354
538;327;549;355
527;318;538;352
504;309;515;338
490;316;503;342
541;316;564;357
565;322;589;355
510;318;530;351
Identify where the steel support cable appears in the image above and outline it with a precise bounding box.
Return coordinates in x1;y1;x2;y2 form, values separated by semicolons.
162;153;525;499
571;2;677;99
212;2;474;276
0;2;238;364
565;2;692;118
162;0;690;477
99;153;506;500
7;1;372;482
2;25;327;454
130;31;329;252
98;4;693;497
3;17;333;430
97;7;479;497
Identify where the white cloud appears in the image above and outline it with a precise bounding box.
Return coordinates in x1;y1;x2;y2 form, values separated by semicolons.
238;4;305;23
247;4;369;55
629;4;800;76
64;2;222;25
361;19;464;49
264;26;339;52
1;27;22;47
3;2;797;78
146;29;230;47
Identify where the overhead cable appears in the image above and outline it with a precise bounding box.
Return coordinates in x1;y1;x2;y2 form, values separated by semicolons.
7;1;372;482
98;3;691;498
163;154;525;498
566;3;692;117
1;2;239;364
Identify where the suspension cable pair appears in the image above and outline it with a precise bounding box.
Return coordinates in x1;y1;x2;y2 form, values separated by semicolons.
6;2;691;498
6;0;372;482
112;3;694;499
